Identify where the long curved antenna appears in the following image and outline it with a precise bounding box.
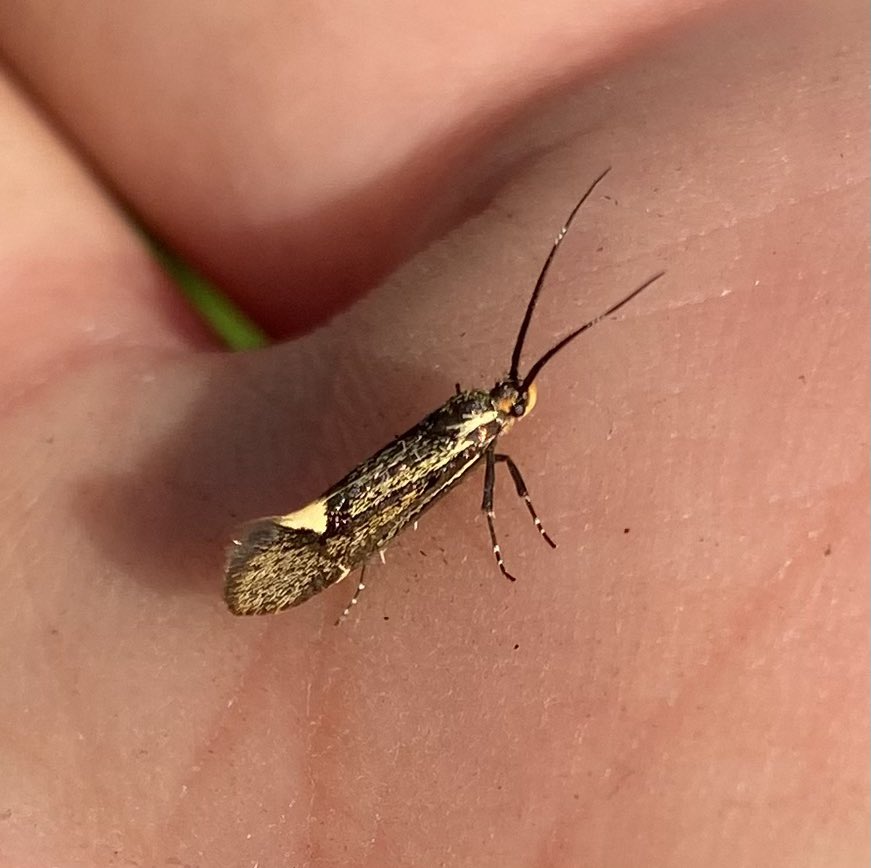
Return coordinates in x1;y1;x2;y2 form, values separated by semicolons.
508;167;611;381
520;271;665;392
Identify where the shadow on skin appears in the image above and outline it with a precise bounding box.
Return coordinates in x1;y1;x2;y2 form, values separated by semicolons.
70;344;482;609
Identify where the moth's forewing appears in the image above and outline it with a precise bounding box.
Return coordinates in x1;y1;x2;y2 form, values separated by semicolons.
225;519;348;615
224;390;507;616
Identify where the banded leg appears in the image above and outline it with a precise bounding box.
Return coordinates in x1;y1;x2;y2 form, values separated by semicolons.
335;564;368;626
495;453;557;548
482;447;518;582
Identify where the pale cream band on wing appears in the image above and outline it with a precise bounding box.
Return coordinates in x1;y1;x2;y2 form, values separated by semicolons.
276;498;329;534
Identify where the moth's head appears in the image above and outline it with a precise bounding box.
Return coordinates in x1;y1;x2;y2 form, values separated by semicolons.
491;379;538;420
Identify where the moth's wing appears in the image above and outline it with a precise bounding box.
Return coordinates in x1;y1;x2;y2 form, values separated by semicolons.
224;519;348;615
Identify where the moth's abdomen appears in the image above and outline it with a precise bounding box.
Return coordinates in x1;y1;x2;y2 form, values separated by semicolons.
224;519;347;615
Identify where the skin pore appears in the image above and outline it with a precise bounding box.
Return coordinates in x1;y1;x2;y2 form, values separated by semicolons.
0;1;867;865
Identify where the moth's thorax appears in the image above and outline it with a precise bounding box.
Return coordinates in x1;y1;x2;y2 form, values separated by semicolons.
432;379;534;452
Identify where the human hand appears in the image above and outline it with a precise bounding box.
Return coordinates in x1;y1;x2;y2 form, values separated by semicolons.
0;1;866;865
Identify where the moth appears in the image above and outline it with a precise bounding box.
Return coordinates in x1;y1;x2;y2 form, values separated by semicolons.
225;168;663;621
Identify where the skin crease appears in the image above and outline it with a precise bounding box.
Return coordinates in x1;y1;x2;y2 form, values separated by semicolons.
0;1;867;866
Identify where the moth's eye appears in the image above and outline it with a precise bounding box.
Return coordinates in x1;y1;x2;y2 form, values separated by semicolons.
512;401;526;417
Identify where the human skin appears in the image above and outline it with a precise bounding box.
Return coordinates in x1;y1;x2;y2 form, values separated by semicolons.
0;1;867;866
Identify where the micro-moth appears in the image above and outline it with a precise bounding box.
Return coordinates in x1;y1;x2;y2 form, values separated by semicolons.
225;169;663;621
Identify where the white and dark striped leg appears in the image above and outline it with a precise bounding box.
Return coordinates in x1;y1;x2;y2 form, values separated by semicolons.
495;453;557;549
482;447;518;582
335;564;368;626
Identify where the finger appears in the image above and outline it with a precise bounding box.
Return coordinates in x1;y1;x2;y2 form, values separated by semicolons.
0;0;712;337
0;68;216;393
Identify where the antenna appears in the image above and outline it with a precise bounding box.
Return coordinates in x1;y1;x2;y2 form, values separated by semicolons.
508;167;611;381
520;271;665;392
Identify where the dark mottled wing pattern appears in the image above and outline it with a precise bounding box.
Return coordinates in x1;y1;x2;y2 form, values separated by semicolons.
224;390;508;615
225;520;348;614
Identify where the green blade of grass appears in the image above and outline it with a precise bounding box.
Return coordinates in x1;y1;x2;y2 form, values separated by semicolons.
153;245;269;350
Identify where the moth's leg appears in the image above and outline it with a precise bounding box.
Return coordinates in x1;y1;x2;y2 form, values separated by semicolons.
335;564;368;626
482;447;518;582
495;453;557;548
